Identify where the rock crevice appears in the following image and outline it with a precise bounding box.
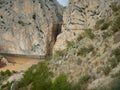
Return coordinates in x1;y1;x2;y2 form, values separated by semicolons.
46;23;62;55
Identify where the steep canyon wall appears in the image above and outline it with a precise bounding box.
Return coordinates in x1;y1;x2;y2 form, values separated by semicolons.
54;0;120;51
0;0;63;56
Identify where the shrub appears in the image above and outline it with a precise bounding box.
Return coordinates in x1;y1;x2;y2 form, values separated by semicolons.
110;47;120;68
77;35;84;41
18;62;53;90
110;79;120;90
78;74;90;85
32;75;52;90
112;47;120;57
102;66;111;76
18;61;84;90
112;47;120;61
85;29;95;39
77;45;94;56
111;15;120;33
45;55;52;61
1;82;12;90
0;55;3;60
55;50;66;57
18;21;26;26
111;2;120;12
66;40;75;48
32;63;53;90
111;71;120;78
102;31;112;39
101;22;110;30
72;83;81;90
75;75;90;90
52;74;72;90
110;58;118;68
18;66;34;87
91;87;106;90
88;45;94;52
5;70;12;76
0;70;12;76
95;19;105;29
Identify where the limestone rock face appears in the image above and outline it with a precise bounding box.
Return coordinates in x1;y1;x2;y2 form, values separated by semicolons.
0;0;63;55
54;0;120;51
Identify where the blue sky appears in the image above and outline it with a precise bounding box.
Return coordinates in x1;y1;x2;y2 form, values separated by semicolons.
57;0;68;6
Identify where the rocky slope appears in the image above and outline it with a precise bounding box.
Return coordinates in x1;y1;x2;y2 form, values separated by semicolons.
51;0;120;89
54;0;120;51
0;0;63;55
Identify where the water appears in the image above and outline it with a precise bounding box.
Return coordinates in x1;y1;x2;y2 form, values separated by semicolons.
0;56;41;72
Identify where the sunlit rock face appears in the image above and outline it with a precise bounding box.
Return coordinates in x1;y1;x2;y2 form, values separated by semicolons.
53;0;120;52
0;0;63;55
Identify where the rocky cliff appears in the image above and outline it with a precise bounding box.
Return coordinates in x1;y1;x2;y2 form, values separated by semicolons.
0;0;63;55
54;0;120;51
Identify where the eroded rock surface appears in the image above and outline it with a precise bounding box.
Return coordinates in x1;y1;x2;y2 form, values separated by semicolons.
0;0;63;55
54;0;120;51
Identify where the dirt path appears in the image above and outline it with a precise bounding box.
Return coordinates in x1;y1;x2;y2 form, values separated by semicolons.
0;56;42;72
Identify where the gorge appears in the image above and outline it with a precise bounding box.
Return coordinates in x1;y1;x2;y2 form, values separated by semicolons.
0;0;120;90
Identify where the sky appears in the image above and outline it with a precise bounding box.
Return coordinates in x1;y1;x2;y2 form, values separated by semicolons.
57;0;68;6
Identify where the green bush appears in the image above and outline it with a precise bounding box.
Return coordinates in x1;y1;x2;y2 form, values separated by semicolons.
18;66;34;87
18;21;26;26
111;2;120;12
112;47;120;57
77;45;94;56
66;40;75;48
32;63;53;90
78;74;90;85
1;82;13;90
5;70;12;76
52;74;72;90
77;35;84;41
110;79;120;90
18;62;53;90
111;15;120;33
110;58;118;68
101;22;110;30
95;19;105;29
45;55;52;61
0;70;12;76
110;47;120;68
0;70;14;90
85;29;95;39
102;31;112;39
112;47;120;61
91;87;106;90
111;71;120;78
18;62;80;90
0;55;3;60
102;66;111;76
76;74;90;90
55;50;66;57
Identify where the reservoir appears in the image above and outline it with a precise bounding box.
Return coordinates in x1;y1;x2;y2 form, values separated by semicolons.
0;56;41;72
